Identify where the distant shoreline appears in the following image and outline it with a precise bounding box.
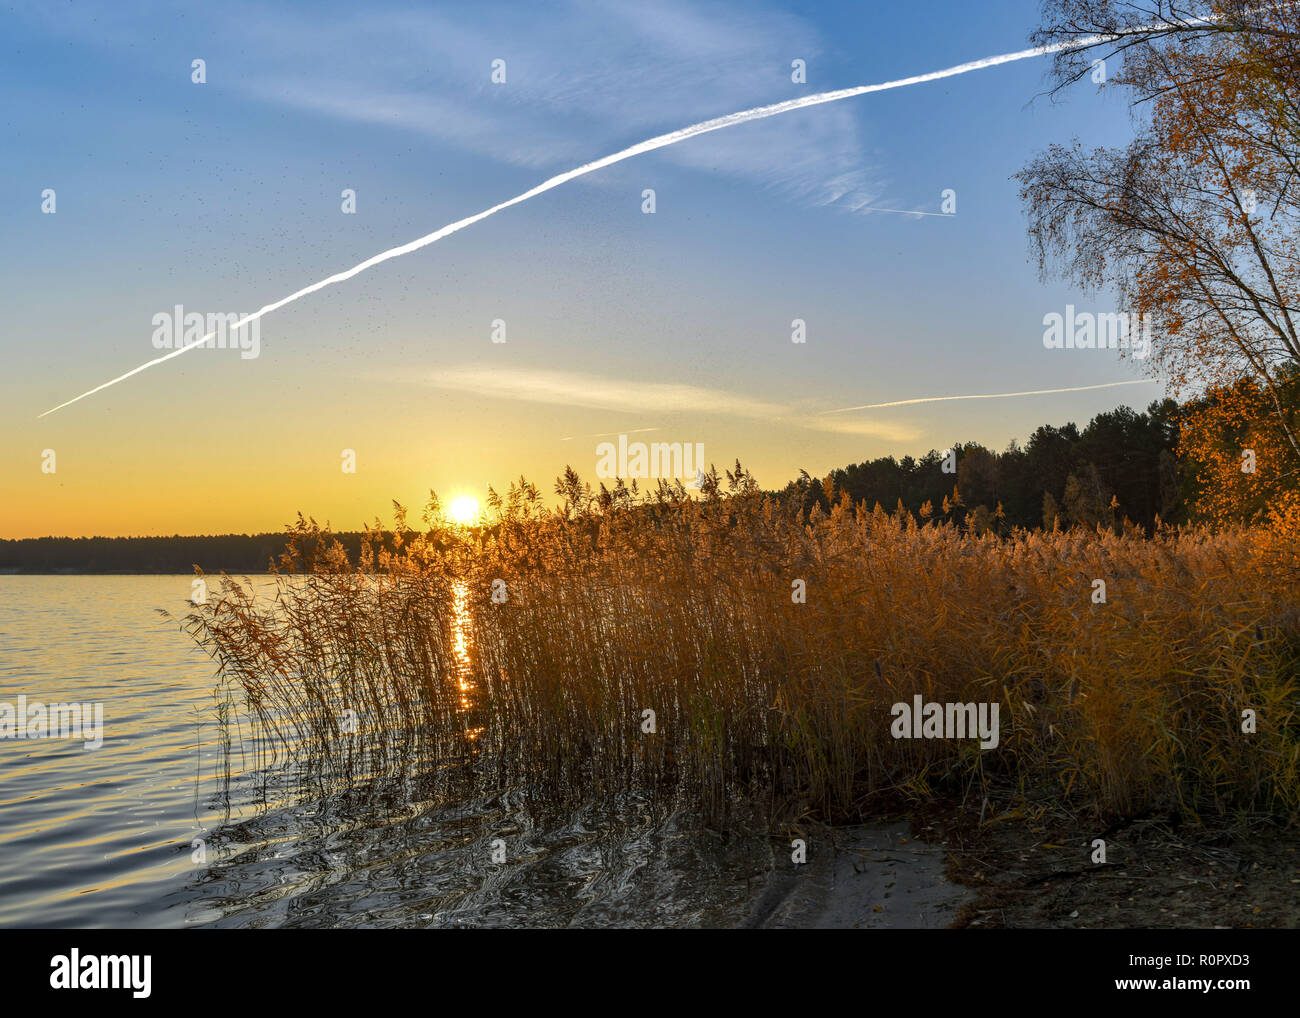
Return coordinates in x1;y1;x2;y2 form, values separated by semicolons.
0;533;373;575
0;569;277;576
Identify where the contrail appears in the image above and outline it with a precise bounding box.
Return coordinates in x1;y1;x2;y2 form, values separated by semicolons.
858;207;954;217
38;21;1199;417
821;378;1159;413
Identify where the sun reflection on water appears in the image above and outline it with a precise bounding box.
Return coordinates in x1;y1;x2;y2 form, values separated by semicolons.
451;579;484;740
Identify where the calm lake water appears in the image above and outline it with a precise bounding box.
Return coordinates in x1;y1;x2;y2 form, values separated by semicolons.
0;576;773;928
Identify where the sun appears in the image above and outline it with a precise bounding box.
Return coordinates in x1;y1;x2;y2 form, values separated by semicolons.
447;495;480;526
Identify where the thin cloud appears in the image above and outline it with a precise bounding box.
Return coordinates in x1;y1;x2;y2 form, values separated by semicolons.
24;0;881;208
421;366;787;419
806;415;922;442
822;379;1159;414
416;366;920;441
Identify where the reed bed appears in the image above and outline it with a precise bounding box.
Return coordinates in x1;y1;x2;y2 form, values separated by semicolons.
182;465;1300;825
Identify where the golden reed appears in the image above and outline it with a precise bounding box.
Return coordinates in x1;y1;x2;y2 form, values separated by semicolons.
180;464;1300;826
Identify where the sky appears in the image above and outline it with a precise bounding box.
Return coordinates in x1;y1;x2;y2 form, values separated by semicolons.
0;0;1160;538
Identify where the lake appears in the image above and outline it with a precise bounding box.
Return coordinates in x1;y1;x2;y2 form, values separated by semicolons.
0;575;778;928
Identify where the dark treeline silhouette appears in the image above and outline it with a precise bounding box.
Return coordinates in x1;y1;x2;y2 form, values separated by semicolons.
5;396;1292;572
780;400;1190;534
0;533;365;575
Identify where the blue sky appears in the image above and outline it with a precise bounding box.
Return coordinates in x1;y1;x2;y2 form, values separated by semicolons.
0;0;1157;536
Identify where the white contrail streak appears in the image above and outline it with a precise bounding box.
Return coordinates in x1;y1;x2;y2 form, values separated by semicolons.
857;205;951;215
38;22;1198;417
821;378;1159;413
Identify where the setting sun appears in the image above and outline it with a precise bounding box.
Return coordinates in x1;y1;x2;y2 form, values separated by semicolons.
447;496;480;525
9;0;1300;948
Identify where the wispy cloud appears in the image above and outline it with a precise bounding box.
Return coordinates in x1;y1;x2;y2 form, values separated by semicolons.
257;1;881;207
421;365;788;418
17;0;884;211
807;414;925;442
413;365;919;441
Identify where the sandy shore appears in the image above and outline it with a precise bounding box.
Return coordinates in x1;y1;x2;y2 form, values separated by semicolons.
747;822;973;929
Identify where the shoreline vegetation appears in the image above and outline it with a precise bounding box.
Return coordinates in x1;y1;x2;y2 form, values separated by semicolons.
2;393;1281;573
16;371;1300;923
178;462;1300;838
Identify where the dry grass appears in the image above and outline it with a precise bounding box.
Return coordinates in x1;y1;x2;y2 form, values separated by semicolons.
181;464;1300;826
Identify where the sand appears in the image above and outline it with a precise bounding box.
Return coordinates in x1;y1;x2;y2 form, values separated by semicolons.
747;822;973;929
